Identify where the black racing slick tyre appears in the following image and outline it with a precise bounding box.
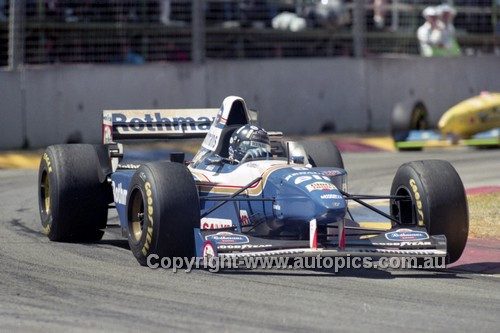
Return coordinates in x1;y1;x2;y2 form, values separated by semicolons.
391;100;429;147
126;162;200;266
299;140;344;169
390;160;468;264
38;144;111;242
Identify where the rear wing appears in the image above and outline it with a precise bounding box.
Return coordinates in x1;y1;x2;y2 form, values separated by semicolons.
102;109;219;143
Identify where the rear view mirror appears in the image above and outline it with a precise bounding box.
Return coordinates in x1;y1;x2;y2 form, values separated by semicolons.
205;155;223;165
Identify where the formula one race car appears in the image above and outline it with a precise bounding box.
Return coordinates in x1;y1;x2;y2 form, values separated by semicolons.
391;92;500;150
38;96;469;267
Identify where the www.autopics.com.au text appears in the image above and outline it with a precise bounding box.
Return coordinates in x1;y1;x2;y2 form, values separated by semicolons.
147;254;445;273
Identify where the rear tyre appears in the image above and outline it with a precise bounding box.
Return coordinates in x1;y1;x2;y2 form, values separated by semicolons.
38;144;111;242
126;162;200;266
299;140;344;169
391;100;429;150
390;160;468;264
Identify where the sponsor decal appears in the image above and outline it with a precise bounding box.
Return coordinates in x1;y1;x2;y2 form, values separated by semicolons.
320;194;342;200
112;113;213;133
43;153;52;173
322;170;342;177
205;232;249;244
240;210;251;226
218;244;273;250
374;241;432;247
203;241;216;257
118;163;141;170
409;179;425;227
385;228;429;242
102;124;113;144
292;167;309;171
295;176;312;184
478;109;500;123
142;181;154;256
272;204;281;211
202;126;222;151
202;241;217;266
103;113;112;122
400;241;432;246
284;171;330;183
306;182;336;192
112;181;128;205
201;218;233;230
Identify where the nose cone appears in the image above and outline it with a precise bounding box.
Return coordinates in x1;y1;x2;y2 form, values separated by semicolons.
273;173;347;223
306;184;347;223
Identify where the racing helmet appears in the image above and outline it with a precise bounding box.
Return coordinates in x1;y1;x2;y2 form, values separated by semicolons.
228;125;271;162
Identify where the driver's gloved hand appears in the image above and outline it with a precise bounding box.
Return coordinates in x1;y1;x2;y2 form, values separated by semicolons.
242;147;269;161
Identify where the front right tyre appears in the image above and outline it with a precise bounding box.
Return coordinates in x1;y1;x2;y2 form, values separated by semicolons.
390;160;468;263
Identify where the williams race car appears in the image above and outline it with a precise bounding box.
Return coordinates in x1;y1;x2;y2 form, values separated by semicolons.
38;96;469;266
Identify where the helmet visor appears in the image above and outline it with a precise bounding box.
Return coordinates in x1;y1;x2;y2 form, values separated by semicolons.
239;140;271;153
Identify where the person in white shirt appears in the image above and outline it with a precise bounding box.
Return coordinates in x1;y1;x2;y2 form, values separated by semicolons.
437;3;461;55
417;6;443;57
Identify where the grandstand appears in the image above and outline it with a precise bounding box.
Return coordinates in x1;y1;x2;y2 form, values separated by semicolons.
0;0;499;67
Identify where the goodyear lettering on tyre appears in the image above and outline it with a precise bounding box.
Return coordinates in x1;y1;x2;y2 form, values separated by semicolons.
142;181;154;256
43;153;52;173
409;179;425;227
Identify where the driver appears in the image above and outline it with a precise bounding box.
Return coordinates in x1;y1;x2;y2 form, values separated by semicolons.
228;125;271;163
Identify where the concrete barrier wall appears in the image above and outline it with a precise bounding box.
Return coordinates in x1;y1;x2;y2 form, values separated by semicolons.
1;56;499;149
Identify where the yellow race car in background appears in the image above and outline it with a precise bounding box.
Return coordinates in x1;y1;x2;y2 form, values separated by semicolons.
391;92;500;150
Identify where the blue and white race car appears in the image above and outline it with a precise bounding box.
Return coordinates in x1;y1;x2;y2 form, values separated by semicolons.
38;96;469;266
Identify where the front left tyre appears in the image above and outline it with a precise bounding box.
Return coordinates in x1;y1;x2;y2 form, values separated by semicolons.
38;144;111;242
126;162;200;266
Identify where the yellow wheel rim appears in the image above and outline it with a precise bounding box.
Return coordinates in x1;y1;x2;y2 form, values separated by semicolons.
40;171;50;216
128;189;145;241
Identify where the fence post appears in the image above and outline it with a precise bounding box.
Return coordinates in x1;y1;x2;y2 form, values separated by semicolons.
391;0;399;31
353;0;366;58
8;0;24;69
191;0;206;64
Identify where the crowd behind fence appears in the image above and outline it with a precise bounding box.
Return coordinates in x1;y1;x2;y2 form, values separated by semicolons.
0;0;499;68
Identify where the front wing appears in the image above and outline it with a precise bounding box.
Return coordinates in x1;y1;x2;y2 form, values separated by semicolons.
194;222;447;262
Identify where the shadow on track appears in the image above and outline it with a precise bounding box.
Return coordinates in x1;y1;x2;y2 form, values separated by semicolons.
96;239;131;251
212;267;468;280
447;262;500;275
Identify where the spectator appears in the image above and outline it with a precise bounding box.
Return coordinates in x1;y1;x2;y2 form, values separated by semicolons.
113;42;145;64
437;3;461;56
417;6;443;57
304;0;350;30
159;0;171;25
373;0;387;30
0;0;7;21
272;11;307;32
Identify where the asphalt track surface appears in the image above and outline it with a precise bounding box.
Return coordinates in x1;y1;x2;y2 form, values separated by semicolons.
0;149;499;332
